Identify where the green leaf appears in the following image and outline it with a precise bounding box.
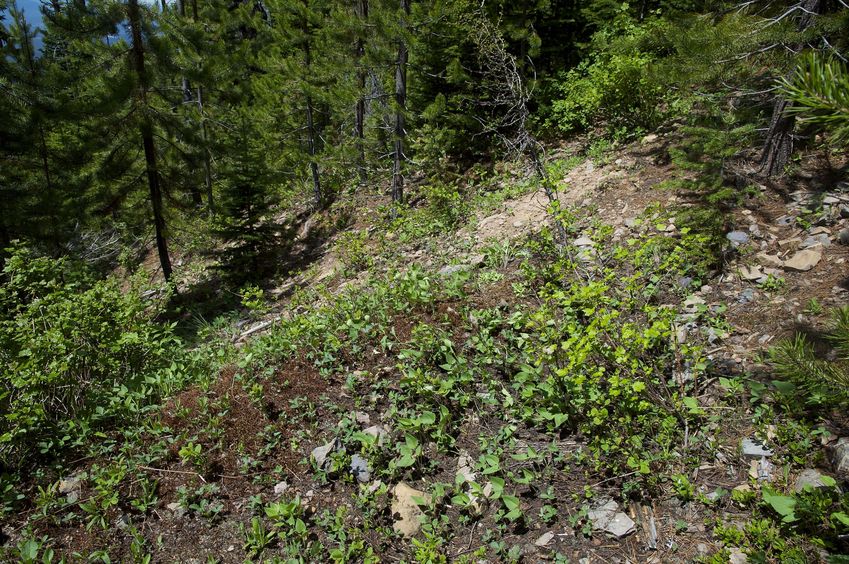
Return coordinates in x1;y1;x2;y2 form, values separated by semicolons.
762;488;797;523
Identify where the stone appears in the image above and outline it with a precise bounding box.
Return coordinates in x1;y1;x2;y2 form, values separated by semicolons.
439;264;471;276
273;481;289;495
756;252;784;269
312;438;341;470
573;236;594;247
726;231;750;246
729;548;748;564
350;454;371;483
641;133;659;144
824;196;840;205
363;425;389;446
58;475;81;494
588;500;636;538
513;220;525;228
677;276;694;289
831;438;849;478
738;265;766;283
468;254;486;268
58;475;82;503
810;226;831;235
166;502;186;518
354;411;371;426
783;249;822;272
535;532;555;547
801;234;830;249
839;229;849;246
840;206;849;219
624;217;638;229
391;483;431;537
456;450;476;483
741;437;773;458
794;469;832;492
737;288;755;303
836;181;849;192
778;237;802;252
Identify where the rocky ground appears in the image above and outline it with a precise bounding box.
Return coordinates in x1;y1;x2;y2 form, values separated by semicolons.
4;134;849;563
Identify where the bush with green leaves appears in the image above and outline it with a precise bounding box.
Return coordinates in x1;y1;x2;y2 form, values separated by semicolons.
0;245;185;466
543;15;671;136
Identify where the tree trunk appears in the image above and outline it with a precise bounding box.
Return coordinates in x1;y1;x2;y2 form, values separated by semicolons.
306;96;322;208
128;0;173;281
303;37;322;208
758;0;820;177
198;86;215;215
391;0;410;206
355;0;368;183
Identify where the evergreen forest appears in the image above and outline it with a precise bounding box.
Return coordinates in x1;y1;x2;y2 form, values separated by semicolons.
1;0;849;560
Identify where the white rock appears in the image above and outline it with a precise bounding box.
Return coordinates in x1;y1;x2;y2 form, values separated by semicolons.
273;481;289;495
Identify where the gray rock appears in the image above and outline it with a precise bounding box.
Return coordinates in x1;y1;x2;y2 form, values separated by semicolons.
58;475;82;503
58;475;81;494
839;229;849;246
312;438;341;470
778;237;802;252
783;248;822;272
776;215;795;227
439;264;471;276
726;231;750;246
363;424;389;446
353;411;371;426
824;196;840;205
534;531;555;547
794;469;832;492
677;276;694;289
831;438;849;478
841;206;849;219
738;288;755;303
729;548;748;564
350;454;371;483
588;500;636;538
624;217;638;229
801;234;830;249
166;502;186;518
456;450;476;483
756;252;784;269
741;438;773;458
739;265;766;283
836;181;849;193
468;254;486;268
273;481;289;495
573;236;594;247
641;133;659;144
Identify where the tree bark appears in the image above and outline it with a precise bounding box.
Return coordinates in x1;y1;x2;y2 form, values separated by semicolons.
128;0;173;281
758;0;821;177
391;0;410;206
303;36;322;208
355;0;368;183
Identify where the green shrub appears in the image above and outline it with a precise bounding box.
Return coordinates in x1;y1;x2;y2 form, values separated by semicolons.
0;245;184;466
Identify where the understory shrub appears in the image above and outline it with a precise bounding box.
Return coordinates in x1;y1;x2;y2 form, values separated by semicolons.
0;245;185;467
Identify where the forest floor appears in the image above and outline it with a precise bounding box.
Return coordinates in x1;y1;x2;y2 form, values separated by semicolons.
5;131;849;563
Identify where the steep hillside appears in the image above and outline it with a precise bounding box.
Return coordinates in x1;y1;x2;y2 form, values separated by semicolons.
5;134;849;562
